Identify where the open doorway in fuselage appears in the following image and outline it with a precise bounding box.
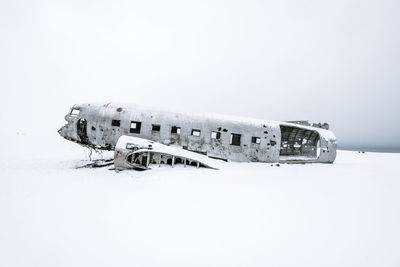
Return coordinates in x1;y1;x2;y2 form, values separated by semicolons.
77;118;89;145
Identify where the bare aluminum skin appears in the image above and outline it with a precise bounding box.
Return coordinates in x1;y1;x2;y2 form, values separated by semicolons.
58;102;337;164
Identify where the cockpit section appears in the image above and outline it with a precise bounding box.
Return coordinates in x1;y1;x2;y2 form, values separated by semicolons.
58;106;85;144
58;104;110;149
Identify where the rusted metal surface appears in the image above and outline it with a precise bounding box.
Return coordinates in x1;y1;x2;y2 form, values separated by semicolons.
58;103;337;164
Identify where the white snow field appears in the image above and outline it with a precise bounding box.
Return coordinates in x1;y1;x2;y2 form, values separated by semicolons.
1;133;400;267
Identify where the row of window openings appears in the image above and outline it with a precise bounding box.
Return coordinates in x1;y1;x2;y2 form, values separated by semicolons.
112;120;261;146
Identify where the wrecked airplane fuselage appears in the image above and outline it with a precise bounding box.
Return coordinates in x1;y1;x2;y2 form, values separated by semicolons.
58;102;337;165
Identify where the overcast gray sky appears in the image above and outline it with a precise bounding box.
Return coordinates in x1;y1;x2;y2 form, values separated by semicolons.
1;0;399;150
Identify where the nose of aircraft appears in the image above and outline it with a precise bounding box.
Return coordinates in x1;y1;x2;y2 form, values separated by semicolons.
58;125;68;139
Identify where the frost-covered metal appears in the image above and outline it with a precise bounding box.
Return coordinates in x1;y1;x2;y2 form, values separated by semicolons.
58;102;337;164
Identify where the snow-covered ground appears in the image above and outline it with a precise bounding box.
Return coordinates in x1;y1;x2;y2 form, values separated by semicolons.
1;133;399;267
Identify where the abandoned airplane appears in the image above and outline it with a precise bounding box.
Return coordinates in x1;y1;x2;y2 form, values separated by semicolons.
58;102;337;170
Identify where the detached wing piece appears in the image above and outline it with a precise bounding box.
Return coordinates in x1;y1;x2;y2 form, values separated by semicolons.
114;136;219;171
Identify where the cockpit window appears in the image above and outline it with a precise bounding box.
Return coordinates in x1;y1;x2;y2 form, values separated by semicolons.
70;109;80;116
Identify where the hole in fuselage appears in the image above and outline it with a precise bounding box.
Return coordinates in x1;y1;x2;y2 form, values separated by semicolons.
279;125;319;159
77;118;88;144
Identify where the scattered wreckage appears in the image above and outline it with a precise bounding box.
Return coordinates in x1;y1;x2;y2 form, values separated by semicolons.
58;103;337;171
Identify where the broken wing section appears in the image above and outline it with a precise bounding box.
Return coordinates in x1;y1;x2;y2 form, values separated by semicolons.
114;136;219;171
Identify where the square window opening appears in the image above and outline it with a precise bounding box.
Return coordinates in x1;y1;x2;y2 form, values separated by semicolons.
211;131;221;139
252;137;261;144
152;124;161;132
130;121;141;134
191;129;201;137
112;120;121;127
230;133;241;146
171;126;181;134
